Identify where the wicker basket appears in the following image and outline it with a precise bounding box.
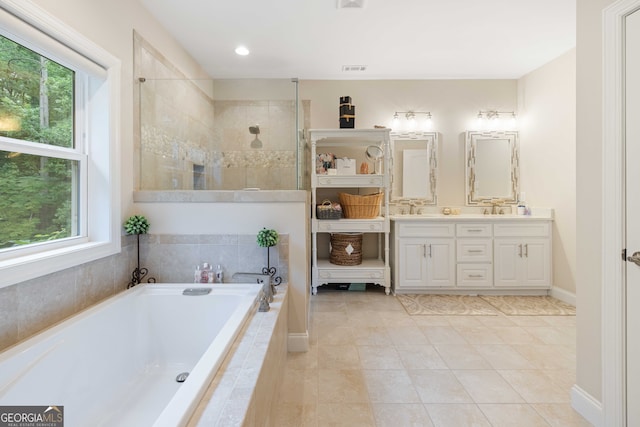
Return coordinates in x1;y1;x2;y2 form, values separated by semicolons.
330;233;363;266
316;199;343;219
338;192;383;219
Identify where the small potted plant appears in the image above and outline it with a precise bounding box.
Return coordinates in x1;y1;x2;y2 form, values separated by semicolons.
124;214;155;287
257;228;282;286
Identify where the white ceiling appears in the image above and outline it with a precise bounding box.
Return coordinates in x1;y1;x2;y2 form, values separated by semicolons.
140;0;575;80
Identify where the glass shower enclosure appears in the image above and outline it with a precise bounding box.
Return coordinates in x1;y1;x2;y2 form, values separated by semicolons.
137;78;305;191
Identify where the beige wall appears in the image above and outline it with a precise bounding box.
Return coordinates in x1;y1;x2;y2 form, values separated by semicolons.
576;0;616;403
300;79;518;207
518;49;577;296
300;78;577;298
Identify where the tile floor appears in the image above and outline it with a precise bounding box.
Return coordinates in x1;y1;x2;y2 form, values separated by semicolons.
271;287;593;426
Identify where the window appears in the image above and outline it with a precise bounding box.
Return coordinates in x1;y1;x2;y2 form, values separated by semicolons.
0;34;79;250
0;2;121;288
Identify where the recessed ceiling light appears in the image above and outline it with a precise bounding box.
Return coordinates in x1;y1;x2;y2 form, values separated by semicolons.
235;46;250;56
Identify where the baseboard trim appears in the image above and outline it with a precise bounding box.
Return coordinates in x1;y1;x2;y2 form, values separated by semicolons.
288;332;309;352
571;384;603;427
550;286;576;306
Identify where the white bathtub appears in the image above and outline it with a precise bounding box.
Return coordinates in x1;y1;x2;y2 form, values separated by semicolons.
0;282;262;427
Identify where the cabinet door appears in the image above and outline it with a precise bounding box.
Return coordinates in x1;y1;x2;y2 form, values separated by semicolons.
521;239;551;286
426;238;455;287
494;238;521;287
397;238;428;289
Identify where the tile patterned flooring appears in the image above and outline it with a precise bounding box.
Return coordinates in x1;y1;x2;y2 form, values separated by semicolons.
271;288;593;426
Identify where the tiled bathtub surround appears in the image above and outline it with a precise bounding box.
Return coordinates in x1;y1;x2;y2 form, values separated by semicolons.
141;233;289;284
0;232;288;353
0;236;136;352
188;285;288;426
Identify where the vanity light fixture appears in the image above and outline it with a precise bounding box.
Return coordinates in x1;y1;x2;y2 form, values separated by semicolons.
476;110;517;130
392;111;433;131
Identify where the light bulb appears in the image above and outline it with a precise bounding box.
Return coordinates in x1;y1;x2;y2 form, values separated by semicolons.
508;113;517;129
424;115;433;130
235;46;250;56
476;112;485;129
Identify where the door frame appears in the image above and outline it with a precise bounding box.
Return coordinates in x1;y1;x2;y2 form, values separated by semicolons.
602;1;640;426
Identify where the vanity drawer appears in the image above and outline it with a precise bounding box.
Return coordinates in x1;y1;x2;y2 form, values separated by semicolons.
494;222;550;237
398;222;455;238
456;239;493;263
456;264;493;287
456;223;492;237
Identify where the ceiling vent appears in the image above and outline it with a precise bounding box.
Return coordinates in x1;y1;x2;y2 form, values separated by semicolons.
342;65;367;72
337;0;365;9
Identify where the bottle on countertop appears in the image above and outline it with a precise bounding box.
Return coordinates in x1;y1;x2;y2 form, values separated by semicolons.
201;263;210;283
194;265;201;283
215;264;224;283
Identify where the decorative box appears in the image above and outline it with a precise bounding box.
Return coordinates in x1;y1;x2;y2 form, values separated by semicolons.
336;158;356;175
339;116;355;128
339;96;352;104
339;104;355;116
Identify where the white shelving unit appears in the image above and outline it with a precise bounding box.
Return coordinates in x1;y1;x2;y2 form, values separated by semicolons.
310;128;391;295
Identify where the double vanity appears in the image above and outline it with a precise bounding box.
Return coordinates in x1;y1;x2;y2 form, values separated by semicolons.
311;128;554;296
390;211;553;294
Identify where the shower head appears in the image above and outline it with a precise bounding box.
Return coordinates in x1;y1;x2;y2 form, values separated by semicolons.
249;125;260;135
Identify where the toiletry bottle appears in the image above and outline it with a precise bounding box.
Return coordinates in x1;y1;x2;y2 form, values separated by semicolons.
194;265;201;283
215;264;224;283
201;263;210;283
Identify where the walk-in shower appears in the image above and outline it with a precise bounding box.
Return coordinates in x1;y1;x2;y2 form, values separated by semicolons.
137;78;303;191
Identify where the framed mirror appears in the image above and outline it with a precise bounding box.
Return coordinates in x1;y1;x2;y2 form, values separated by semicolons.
390;131;438;205
465;131;519;205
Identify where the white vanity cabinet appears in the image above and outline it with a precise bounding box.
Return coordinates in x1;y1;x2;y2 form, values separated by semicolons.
391;221;456;292
310;129;391;295
456;223;493;287
391;216;553;293
493;223;551;288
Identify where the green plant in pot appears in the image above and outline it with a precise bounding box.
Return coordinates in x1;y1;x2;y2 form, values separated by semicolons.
257;228;282;286
124;214;155;287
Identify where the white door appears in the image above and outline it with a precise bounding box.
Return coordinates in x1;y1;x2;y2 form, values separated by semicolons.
626;8;640;426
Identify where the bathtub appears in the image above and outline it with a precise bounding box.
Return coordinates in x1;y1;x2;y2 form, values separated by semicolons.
0;282;263;427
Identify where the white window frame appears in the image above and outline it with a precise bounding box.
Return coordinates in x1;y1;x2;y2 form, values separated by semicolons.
0;1;121;289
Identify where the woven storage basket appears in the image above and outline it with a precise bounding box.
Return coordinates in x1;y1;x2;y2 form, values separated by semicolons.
316;199;343;219
330;233;363;266
338;192;383;219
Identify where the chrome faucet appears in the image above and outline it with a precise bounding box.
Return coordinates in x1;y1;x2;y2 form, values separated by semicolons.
232;272;274;312
490;199;504;215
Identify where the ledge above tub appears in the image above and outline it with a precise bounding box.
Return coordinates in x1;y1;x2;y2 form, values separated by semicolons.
133;190;308;203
